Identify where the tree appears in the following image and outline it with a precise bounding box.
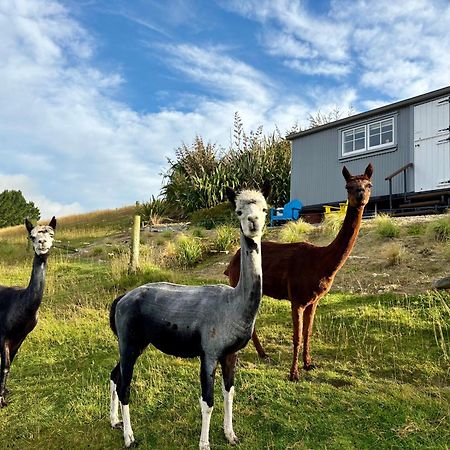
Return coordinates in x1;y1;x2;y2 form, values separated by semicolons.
0;190;40;228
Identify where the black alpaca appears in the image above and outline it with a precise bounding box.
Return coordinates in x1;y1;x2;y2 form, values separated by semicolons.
0;217;56;407
109;186;268;449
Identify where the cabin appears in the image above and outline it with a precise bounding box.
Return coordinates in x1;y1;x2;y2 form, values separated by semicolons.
287;85;450;217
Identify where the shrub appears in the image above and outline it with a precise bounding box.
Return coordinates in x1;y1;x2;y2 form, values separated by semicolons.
279;219;314;243
169;234;203;268
373;214;400;238
190;202;236;229
383;242;405;266
191;227;205;238
214;224;239;251
138;196;170;225
406;222;426;236
321;212;345;237
426;216;450;242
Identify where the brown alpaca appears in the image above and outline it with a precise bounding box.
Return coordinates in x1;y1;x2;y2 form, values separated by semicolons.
225;164;373;381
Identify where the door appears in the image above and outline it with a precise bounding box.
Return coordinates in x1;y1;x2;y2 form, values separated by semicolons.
414;96;450;191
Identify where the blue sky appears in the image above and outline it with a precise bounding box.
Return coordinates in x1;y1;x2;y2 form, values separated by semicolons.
1;0;450;218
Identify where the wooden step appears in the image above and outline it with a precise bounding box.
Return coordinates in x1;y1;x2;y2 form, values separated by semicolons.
391;209;441;217
406;190;450;201
399;200;445;208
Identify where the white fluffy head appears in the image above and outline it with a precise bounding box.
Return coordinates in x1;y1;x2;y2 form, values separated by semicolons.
234;189;268;238
29;225;55;255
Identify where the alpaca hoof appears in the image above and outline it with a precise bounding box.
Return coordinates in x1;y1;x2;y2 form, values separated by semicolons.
303;363;316;371
199;440;210;450
111;420;123;430
0;396;8;408
289;371;299;382
257;351;269;360
225;431;239;445
124;437;138;448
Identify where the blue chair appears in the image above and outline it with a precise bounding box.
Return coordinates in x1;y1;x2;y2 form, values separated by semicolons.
270;199;303;227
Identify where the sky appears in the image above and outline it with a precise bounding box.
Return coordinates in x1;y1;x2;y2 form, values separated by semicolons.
1;0;450;219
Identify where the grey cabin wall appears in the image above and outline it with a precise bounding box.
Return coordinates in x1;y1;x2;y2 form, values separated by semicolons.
290;105;414;207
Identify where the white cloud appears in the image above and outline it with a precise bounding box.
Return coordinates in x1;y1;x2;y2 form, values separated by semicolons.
0;173;83;219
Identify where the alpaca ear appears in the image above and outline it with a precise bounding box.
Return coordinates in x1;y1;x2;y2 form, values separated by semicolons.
342;166;352;182
225;187;236;208
25;218;34;234
261;180;271;199
49;216;57;230
364;163;374;180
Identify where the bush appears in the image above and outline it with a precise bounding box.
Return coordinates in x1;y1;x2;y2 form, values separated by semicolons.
426;216;450;242
279;219;314;243
138;196;170;225
190;202;236;229
373;214;400;238
383;242;405;266
168;234;203;268
214;224;239;251
322;212;345;237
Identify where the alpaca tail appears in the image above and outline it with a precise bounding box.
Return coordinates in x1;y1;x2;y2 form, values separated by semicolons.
109;294;125;336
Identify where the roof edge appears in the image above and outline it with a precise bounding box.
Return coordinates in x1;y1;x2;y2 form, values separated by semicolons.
286;85;450;141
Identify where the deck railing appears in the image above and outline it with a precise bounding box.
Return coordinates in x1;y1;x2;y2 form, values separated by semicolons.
385;162;414;211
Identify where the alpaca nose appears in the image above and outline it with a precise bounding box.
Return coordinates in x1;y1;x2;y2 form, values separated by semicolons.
248;216;258;230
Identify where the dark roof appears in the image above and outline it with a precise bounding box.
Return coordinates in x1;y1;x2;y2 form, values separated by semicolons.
286;85;450;141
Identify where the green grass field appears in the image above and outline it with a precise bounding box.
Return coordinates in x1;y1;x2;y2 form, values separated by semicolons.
0;212;449;449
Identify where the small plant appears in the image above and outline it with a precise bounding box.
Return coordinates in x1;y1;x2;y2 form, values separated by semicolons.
214;224;239;251
191;227;205;238
383;242;405;266
138;196;168;226
168;234;203;268
406;222;425;236
321;212;345;237
373;213;400;238
279;219;314;243
91;246;104;257
426;215;450;241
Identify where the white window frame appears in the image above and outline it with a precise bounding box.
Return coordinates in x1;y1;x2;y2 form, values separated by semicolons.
368;118;394;151
341;116;395;157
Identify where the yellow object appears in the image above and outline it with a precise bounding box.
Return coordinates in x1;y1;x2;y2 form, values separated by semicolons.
323;200;348;215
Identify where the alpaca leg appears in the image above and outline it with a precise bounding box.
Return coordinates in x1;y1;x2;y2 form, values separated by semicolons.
252;326;269;359
220;353;238;445
290;304;303;382
0;341;11;407
110;363;122;429
302;302;318;371
199;356;217;450
116;346;140;448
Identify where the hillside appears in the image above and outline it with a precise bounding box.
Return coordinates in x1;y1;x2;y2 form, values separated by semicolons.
0;208;449;449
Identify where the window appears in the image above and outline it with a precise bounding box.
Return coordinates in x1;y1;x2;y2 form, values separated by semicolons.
341;116;395;156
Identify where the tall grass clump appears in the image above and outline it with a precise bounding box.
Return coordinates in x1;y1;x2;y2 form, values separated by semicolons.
213;224;239;251
279;219;314;243
373;213;400;238
321;212;345;237
138;196;169;225
167;234;203;268
426;215;450;242
383;242;406;266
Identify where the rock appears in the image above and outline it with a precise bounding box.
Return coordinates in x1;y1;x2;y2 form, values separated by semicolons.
433;276;450;289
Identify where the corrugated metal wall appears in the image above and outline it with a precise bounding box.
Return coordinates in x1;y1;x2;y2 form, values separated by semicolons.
290;105;414;206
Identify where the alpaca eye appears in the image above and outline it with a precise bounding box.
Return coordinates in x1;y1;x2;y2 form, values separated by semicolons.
263;208;267;213
237;211;242;216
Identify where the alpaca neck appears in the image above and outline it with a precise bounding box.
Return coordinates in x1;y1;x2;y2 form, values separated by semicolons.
25;253;48;310
234;230;263;322
326;205;364;274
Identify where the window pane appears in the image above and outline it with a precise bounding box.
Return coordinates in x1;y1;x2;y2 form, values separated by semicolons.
343;130;353;142
355;138;365;150
369;123;380;135
355;129;365;140
344;141;353;153
382;130;393;144
381;119;392;129
370;135;380;147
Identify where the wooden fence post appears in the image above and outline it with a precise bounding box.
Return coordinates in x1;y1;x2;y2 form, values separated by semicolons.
129;213;141;273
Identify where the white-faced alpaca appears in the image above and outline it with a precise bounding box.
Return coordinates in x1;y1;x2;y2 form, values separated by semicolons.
109;185;269;449
0;217;56;407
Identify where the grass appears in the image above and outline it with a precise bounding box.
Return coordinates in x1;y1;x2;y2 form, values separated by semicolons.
0;212;449;449
279;219;314;243
373;213;401;239
426;215;450;242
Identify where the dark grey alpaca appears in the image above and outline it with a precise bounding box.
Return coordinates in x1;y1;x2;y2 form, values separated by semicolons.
0;217;56;407
109;185;269;449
